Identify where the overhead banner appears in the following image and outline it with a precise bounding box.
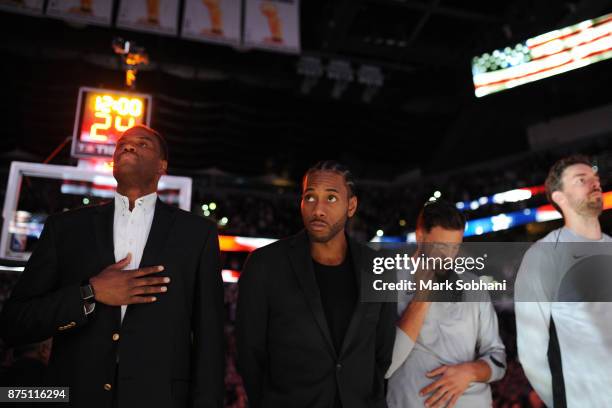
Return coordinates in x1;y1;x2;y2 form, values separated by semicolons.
244;0;300;54
46;0;113;26
181;0;242;46
117;0;180;36
0;0;44;16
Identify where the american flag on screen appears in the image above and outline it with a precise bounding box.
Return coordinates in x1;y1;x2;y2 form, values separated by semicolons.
472;13;612;97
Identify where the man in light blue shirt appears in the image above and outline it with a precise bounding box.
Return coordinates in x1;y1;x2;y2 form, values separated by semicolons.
386;200;506;408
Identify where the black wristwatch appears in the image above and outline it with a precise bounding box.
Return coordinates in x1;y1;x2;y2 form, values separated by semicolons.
80;283;95;301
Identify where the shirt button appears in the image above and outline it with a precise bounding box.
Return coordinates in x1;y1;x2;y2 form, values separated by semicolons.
104;383;112;391
112;333;120;341
336;363;342;371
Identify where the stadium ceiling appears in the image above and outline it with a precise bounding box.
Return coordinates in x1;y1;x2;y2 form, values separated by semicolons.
0;0;611;178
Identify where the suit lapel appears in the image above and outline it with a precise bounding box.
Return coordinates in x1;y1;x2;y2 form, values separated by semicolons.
138;199;176;269
122;199;177;326
93;201;120;326
339;237;369;357
93;201;116;268
288;231;338;359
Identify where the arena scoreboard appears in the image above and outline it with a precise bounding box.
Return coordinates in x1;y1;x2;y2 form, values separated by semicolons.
71;87;152;158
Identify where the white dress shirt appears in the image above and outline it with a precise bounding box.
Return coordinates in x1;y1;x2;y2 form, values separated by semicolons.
113;191;157;323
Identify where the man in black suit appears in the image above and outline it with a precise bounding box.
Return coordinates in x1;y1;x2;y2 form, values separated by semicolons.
236;160;396;408
0;125;225;408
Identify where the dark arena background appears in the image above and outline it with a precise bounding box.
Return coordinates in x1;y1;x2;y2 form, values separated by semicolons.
1;1;612;407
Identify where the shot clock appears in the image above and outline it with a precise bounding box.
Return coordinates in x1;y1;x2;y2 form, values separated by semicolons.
71;87;152;159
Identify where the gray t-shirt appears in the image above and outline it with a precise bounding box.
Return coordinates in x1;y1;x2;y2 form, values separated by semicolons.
515;227;612;408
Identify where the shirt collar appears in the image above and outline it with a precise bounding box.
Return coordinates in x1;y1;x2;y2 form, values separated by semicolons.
114;191;158;213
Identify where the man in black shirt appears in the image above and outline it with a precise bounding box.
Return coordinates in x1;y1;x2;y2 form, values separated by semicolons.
237;160;396;408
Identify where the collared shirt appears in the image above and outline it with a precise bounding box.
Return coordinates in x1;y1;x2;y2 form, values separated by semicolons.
515;227;612;408
113;191;157;323
386;272;506;408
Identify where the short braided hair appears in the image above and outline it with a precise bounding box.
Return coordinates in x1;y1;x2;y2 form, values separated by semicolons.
302;160;357;197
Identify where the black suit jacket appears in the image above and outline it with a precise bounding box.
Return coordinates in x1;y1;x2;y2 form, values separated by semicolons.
236;230;396;408
0;199;225;408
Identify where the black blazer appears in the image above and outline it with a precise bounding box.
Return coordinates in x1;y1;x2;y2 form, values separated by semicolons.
0;200;225;408
236;230;396;408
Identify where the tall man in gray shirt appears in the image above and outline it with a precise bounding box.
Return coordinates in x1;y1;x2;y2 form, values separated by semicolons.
515;155;612;407
386;200;506;408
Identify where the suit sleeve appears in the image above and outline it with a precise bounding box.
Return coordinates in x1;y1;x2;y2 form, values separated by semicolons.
373;300;396;403
0;215;88;346
235;251;268;408
191;223;225;408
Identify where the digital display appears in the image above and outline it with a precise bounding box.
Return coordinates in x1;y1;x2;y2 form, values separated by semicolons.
71;87;152;158
472;13;612;97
